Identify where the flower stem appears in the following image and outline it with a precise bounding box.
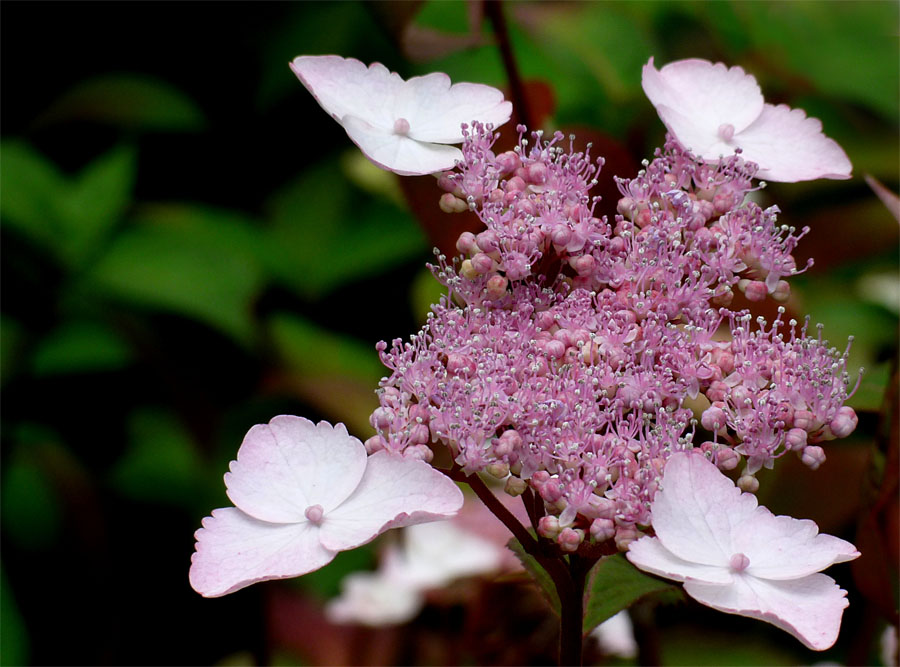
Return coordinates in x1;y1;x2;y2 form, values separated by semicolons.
484;0;533;129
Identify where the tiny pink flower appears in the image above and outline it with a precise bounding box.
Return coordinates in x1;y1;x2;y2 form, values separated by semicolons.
627;451;859;651
189;416;463;597
641;57;852;182
290;55;512;176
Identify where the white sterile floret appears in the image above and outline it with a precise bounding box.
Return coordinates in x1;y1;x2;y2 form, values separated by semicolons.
626;451;860;651
291;55;512;176
642;57;852;182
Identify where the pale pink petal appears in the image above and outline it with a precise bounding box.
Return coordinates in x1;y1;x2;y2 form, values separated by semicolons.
225;416;367;523
626;535;733;585
734;104;853;182
319;451;464;551
650;452;758;567
326;571;424;626
189;507;335;598
684;572;850;651
395;73;512;143
642;58;763;154
342;115;463;175
732;510;860;580
290;55;400;131
389;521;504;589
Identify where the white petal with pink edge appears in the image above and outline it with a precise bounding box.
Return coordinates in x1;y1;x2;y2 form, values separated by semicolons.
684;572;850;651
225;416;366;523
320;450;464;552
189;507;335;598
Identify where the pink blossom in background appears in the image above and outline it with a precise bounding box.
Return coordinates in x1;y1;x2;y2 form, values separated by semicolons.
627;452;860;650
642;57;852;182
290;55;512;176
189;416;463;597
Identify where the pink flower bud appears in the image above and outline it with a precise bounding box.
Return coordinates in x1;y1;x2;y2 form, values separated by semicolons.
785;428;808;451
364;435;385;454
505;175;526;193
486;462;510;478
590;518;616;542
538;515;561;539
550;224;572;249
615;525;641;551
485;274;508;300
545;339;566;360
409;423;430;445
829;406;858;439
446;353;475;377
701;406;727;431
714;448;740;471
558;527;584;552
706;380;729;403
793;409;815;431
495;150;520;174
739;279;768;302
801;445;826;470
470;252;494;274
525;162;548;185
403;444;433;462
771;280;791;303
439;192;468;213
571;254;595;277
475;230;499;254
539;478;563;503
456;231;477;255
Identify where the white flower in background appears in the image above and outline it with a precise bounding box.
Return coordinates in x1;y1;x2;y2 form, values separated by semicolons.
327;519;504;626
590;611;638;659
291;55;512;176
627;452;860;651
642;57;852;182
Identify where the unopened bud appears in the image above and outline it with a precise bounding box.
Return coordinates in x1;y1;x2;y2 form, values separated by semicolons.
771;279;791;303
486;462;510;479
485;274;508;300
737;474;759;493
830;406;858;439
504;476;527;496
459;259;479;280
701;406;727;432
800;445;826;470
403;444;433;462
614;525;641;551
714;448;740;471
785;428;808;451
538;515;561;539
590;518;616;542
738;279;768;302
558;527;584;552
456;231;477;255
439;192;468;213
364;435;385;454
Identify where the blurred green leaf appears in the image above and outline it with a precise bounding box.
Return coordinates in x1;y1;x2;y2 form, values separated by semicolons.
0;141;67;251
506;538;561;616
660;627;800;666
269;313;383;433
583;553;675;634
110;408;206;508
0;566;29;666
31;321;132;376
1;444;62;551
1;316;24;386
263;159;427;299
410;265;445;327
58;144;136;266
0;142;136;269
730;2;899;121
85;205;264;345
38;74;206;131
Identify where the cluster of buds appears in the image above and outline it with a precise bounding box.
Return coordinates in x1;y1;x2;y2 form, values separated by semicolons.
367;123;860;556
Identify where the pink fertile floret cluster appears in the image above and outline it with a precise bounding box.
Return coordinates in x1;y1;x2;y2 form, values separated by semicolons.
365;123;859;555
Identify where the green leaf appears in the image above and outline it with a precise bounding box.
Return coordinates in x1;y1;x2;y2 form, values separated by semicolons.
263;159;427;299
506;538;561;615
583;552;676;635
38;74;206;131
0;142;136;269
1;316;24;386
110;408;206;509
268;313;384;433
0;566;29;666
0;141;67;251
31;321;133;376
58;144;137;267
1;444;62;551
85;204;264;345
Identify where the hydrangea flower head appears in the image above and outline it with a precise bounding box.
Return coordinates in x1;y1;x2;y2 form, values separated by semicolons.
626;452;860;650
290;55;512;175
642;57;852;182
189;416;463;597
